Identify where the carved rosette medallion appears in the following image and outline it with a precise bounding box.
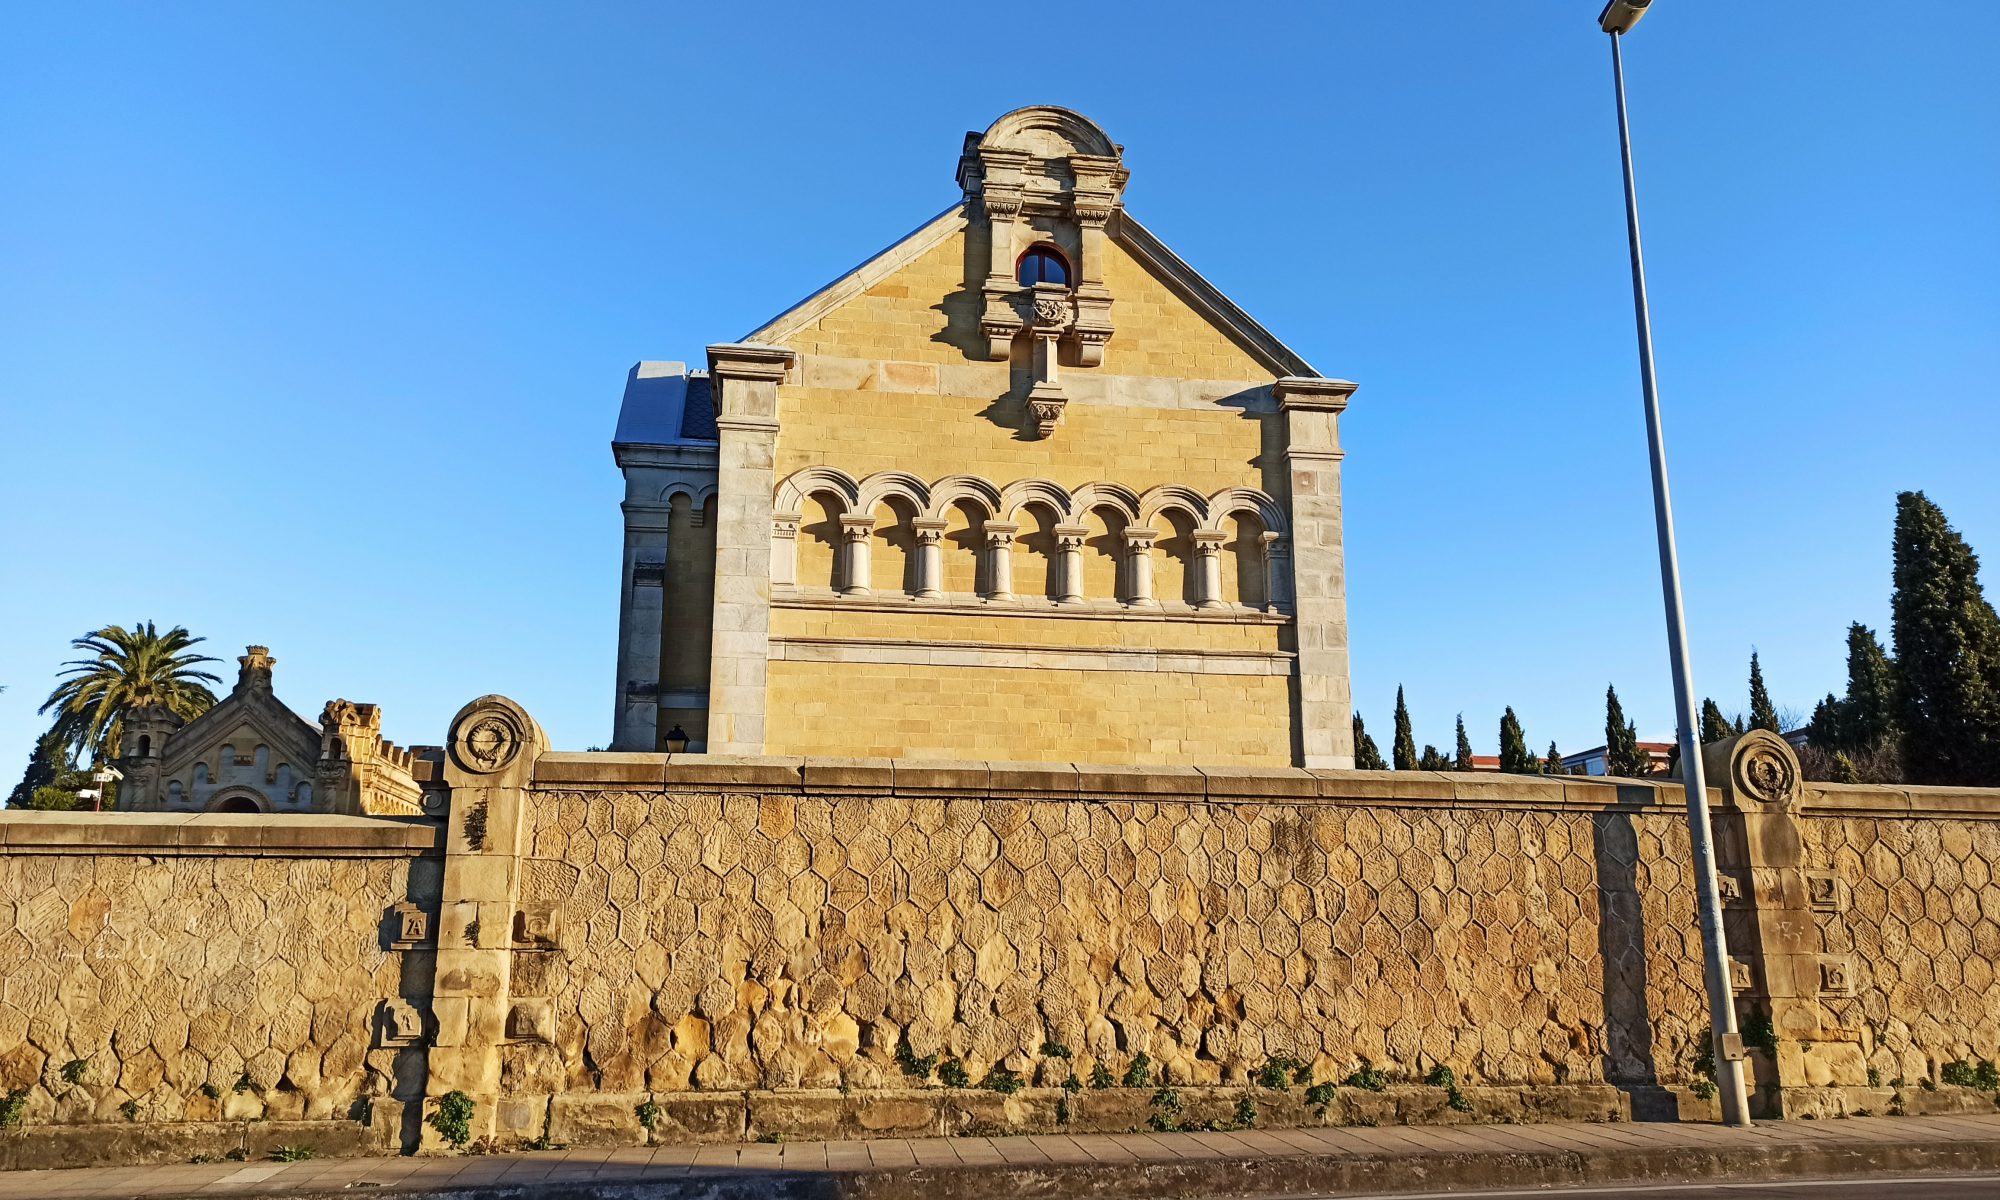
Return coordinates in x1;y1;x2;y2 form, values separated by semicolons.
450;703;527;777
1032;294;1072;330
1730;730;1801;808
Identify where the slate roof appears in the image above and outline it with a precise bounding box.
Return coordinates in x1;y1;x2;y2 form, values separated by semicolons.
612;362;717;447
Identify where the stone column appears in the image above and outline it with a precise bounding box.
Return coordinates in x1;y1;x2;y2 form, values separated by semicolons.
611;501;669;752
912;517;947;599
1260;531;1287;613
704;342;794;756
984;522;1018;600
1274;376;1359;769
770;512;801;588
1191;531;1227;610
424;695;546;1149
1053;525;1089;603
839;515;875;594
1123;528;1158;604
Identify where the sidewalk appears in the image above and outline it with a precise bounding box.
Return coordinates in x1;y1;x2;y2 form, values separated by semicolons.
5;1114;2000;1199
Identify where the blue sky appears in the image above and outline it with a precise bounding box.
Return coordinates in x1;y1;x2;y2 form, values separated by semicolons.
2;2;1994;767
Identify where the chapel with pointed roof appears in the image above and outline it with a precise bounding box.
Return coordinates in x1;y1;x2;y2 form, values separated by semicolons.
610;107;1358;768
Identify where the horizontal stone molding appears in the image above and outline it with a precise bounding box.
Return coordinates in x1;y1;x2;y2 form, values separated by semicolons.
793;352;1278;413
773;590;1287;624
0;810;443;855
1798;782;2000;820
524;752;1720;811
770;634;1294;677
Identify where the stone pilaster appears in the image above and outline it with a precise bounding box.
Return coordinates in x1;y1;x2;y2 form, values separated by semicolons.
1274;376;1359;769
704;342;795;756
610;501;670;752
423;695;546;1149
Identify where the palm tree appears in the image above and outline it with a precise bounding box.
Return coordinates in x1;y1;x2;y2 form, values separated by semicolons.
39;622;222;765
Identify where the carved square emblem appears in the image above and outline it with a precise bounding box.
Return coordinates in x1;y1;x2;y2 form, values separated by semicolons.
505;999;554;1044
377;999;426;1048
1818;955;1855;997
388;902;431;949
513;903;561;950
1807;872;1847;913
1728;959;1755;992
1717;874;1744;904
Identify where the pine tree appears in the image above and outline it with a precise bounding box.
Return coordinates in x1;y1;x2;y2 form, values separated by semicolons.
1391;687;1418;771
1892;491;2000;785
1747;651;1781;734
1418;744;1451;771
1806;693;1843;752
1543;741;1565;775
1352;713;1388;771
1454;715;1474;771
1498;708;1532;774
7;730;75;810
1699;697;1735;745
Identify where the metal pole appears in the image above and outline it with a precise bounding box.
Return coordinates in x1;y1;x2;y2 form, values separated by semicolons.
1608;29;1753;1127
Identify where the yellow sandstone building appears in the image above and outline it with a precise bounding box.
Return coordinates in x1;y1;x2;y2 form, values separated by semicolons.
611;106;1358;768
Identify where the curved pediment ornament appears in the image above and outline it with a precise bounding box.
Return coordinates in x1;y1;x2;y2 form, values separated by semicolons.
1701;728;1802;811
978;105;1121;161
445;695;545;787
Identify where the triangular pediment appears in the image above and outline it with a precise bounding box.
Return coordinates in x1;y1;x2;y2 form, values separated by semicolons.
160;688;320;778
745;204;1318;380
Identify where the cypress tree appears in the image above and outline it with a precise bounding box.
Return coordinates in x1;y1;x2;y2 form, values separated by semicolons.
1699;697;1735;745
1392;686;1418;771
1454;715;1474;771
1806;693;1843;752
1842;622;1899;750
1498;708;1531;774
1543;740;1566;775
1352;713;1388;771
1747;651;1781;733
1605;685;1648;777
1892;490;2000;785
1418;744;1451;771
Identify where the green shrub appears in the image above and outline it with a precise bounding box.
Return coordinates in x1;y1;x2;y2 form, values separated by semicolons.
1146;1085;1182;1132
1866;1068;1882;1088
1305;1081;1337;1110
1232;1096;1257;1128
201;1083;222;1101
429;1090;475;1148
1742;1013;1779;1058
0;1089;27;1128
634;1099;660;1130
270;1145;314;1162
938;1059;970;1089
119;1098;140;1120
1942;1060;1977;1087
894;1037;938;1081
60;1059;87;1085
1977;1060;1999;1091
1345;1059;1387;1092
224;1147;249;1162
28;786;80;811
1040;1040;1072;1059
981;1067;1024;1095
1089;1063;1114;1089
1055;1096;1072;1125
1256;1055;1309;1090
1690;1079;1718;1101
1424;1064;1457;1089
1121;1053;1152;1089
1061;1076;1082;1094
1446;1086;1473;1113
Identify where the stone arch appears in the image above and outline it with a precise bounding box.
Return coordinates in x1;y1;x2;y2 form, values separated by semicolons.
1138;484;1211;531
924;474;1002;523
998;478;1072;526
854;471;932;517
775;466;860;517
1202;487;1286;538
978;105;1120;160
207;788;268;814
1068;482;1141;528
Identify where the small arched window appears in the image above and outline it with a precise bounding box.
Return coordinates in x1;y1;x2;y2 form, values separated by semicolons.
137;735;151;757
1016;246;1071;287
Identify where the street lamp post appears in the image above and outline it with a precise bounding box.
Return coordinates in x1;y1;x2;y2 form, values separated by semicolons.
1597;0;1754;1126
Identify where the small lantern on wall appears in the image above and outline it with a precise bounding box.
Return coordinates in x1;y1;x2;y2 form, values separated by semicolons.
663;724;689;754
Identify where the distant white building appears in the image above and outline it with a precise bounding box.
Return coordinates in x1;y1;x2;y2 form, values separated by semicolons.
1561;741;1674;778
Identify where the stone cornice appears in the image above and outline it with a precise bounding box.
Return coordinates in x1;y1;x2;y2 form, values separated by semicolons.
772;589;1289;623
1273;376;1359;412
706;342;797;382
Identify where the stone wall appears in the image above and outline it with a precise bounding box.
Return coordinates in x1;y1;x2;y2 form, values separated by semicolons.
7;705;2000;1163
0;812;440;1162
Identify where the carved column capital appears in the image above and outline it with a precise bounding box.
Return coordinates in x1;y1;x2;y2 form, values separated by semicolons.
1053;524;1091;552
911;517;948;546
1123;528;1159;551
772;512;802;540
838;515;876;544
1191;531;1228;558
983;521;1019;549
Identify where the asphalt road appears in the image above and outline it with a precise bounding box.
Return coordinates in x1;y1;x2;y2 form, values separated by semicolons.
1319;1176;2000;1199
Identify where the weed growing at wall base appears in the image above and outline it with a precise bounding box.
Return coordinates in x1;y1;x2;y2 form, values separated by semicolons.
429;1091;475;1148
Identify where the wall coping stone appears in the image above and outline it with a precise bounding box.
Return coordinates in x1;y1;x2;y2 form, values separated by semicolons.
0;810;442;855
1803;783;2000;820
